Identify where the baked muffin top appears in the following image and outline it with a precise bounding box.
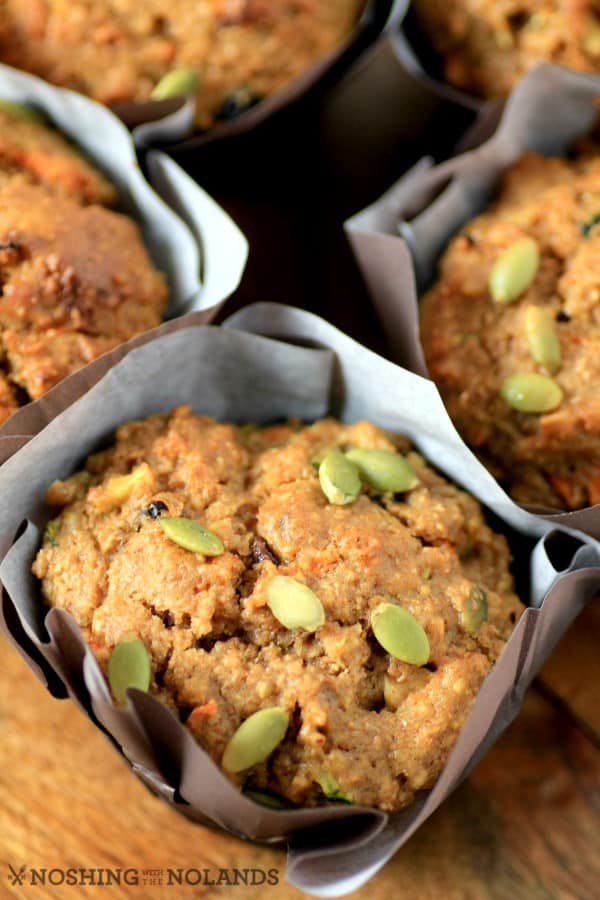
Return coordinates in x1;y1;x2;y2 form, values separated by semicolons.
421;145;600;509
0;1;367;130
410;0;600;99
0;177;167;404
0;103;167;421
0;104;117;205
33;408;520;813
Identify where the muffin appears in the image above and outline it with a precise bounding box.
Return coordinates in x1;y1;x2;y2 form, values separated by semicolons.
0;1;367;131
0;104;167;422
421;145;600;510
410;0;600;99
0;102;118;205
32;407;520;813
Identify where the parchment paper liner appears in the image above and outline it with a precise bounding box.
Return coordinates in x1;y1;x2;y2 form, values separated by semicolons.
0;64;248;432
88;0;407;151
1;303;600;895
346;64;600;539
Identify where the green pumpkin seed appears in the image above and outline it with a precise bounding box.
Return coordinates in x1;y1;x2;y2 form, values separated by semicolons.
243;789;289;809
159;517;224;556
108;634;151;706
460;585;488;634
345;448;419;494
316;773;353;803
0;98;47;123
523;306;561;373
44;517;60;548
151;69;199;100
222;707;289;773
266;575;325;632
489;237;540;303
371;602;430;666
500;373;563;413
318;449;361;505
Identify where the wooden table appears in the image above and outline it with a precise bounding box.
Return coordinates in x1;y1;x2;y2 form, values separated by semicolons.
2;58;600;900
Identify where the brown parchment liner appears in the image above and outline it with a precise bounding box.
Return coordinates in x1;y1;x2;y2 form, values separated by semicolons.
346;64;600;541
0;64;248;452
104;0;406;151
1;303;600;896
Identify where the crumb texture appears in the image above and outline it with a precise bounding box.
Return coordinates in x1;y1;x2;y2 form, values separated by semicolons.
0;1;366;129
421;145;600;509
34;409;520;812
0;108;167;422
411;0;600;98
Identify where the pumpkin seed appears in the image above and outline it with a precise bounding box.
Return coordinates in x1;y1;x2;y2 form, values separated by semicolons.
523;306;561;373
222;707;289;773
243;789;289;809
151;69;199;100
371;602;430;665
318;449;361;505
345;448;419;494
266;575;325;632
316;773;353;803
108;634;151;706
159;517;224;555
460;585;488;634
489;237;539;303
500;373;563;413
0;98;46;123
44;517;60;547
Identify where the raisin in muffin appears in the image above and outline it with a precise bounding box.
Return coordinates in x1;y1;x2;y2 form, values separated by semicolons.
33;408;520;813
410;0;600;99
0;0;367;131
0;103;167;422
421;145;600;509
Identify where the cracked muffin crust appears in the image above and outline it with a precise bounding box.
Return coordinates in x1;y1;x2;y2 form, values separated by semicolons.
410;0;600;99
0;0;367;131
33;408;521;813
0;105;167;423
421;146;600;510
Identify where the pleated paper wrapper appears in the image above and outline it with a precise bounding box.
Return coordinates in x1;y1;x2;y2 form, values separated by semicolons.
346;64;600;540
0;63;248;453
0;302;599;897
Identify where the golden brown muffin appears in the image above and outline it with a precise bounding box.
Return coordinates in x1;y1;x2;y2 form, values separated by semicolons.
0;366;18;422
0;177;167;403
33;409;520;813
411;0;600;99
0;104;167;424
0;0;366;130
0;105;117;205
421;147;600;510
